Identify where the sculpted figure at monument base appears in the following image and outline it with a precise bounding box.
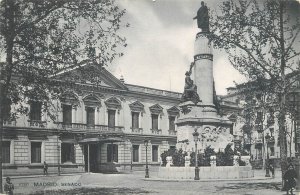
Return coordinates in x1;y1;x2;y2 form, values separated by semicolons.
181;70;200;104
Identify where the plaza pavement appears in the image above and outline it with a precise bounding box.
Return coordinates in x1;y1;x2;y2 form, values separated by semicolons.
5;169;300;195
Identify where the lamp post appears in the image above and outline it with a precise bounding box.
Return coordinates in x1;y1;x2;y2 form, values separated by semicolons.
265;133;271;177
144;140;149;178
193;129;199;180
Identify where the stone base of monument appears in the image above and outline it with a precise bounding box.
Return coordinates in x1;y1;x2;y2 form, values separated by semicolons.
176;101;233;152
157;166;254;180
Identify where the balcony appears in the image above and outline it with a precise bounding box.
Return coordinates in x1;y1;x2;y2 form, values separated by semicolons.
28;120;47;128
131;127;143;134
3;120;16;126
56;122;124;132
151;129;162;135
255;138;263;144
168;130;177;135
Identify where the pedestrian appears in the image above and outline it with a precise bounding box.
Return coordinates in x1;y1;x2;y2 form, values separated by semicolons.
43;161;48;175
282;163;298;195
4;177;14;195
269;163;275;178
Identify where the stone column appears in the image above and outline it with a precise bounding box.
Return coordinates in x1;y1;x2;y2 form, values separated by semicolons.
194;32;213;105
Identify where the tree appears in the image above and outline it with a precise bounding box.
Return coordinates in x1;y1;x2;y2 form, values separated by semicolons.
0;0;127;115
0;0;127;191
208;0;300;182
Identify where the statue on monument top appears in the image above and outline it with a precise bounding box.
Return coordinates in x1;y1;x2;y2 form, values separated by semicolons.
181;62;201;104
193;1;209;32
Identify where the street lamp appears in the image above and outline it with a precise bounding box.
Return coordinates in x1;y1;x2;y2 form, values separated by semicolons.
144;140;149;178
193;129;199;180
265;133;271;177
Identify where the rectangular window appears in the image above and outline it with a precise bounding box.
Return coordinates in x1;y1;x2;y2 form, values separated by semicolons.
61;143;75;163
257;148;262;159
270;128;274;137
30;101;42;121
132;145;139;162
107;144;118;162
270;147;275;156
86;107;95;127
2;141;10;163
169;116;175;131
132;112;139;129
108;110;116;128
255;112;263;124
62;104;72;125
31;142;42;163
151;114;158;130
152;145;158;162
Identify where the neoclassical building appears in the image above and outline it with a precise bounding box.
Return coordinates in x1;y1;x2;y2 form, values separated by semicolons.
3;66;183;175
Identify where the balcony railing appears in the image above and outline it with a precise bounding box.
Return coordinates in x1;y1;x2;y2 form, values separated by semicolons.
131;127;143;134
255;139;263;145
56;122;124;132
168;130;177;135
151;129;162;135
28;120;47;128
3;120;16;126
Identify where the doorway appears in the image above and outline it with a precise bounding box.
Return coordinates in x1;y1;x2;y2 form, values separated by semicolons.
84;144;98;172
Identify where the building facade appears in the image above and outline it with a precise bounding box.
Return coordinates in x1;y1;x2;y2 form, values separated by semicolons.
2;66;183;175
220;82;300;168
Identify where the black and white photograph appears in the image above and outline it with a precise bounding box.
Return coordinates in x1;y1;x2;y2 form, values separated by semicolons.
0;0;299;194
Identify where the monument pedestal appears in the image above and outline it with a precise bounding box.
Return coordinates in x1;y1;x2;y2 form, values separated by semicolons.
176;101;233;152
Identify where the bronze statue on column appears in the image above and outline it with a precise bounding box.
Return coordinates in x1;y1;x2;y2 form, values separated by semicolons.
193;1;209;32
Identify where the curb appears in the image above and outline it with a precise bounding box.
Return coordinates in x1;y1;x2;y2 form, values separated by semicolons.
142;177;277;182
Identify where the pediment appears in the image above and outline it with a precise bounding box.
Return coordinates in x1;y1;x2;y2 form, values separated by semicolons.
149;104;163;114
54;63;127;91
105;97;121;109
83;94;101;107
167;106;180;116
60;91;79;106
129;101;144;112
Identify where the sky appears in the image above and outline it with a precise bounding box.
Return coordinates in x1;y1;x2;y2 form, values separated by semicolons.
108;0;247;95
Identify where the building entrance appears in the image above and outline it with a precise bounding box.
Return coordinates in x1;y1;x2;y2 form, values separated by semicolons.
84;144;98;172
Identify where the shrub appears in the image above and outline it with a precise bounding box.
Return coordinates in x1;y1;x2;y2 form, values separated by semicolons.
216;144;234;166
160;148;186;166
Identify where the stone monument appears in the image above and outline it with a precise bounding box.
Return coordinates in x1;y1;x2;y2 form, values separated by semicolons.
177;1;233;153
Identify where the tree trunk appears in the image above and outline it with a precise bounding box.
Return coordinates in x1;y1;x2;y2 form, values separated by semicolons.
278;0;288;185
279;98;288;183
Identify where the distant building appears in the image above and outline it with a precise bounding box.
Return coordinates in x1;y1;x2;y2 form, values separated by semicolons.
220;77;300;168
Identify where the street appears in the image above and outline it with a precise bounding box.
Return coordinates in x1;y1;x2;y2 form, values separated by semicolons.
6;170;299;195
